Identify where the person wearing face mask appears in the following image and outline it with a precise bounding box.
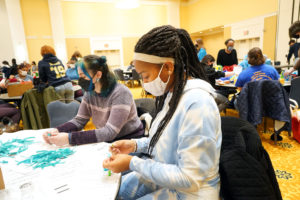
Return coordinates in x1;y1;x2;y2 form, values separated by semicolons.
38;45;74;103
217;38;238;68
42;55;144;146
201;54;234;88
103;25;221;200
15;63;33;82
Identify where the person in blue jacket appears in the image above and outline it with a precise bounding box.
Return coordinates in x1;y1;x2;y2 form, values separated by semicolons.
103;25;222;200
38;45;74;103
196;38;207;61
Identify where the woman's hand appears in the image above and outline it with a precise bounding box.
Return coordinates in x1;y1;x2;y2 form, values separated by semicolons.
109;140;136;155
102;154;133;173
284;68;295;77
42;129;69;146
48;133;69;146
42;128;59;144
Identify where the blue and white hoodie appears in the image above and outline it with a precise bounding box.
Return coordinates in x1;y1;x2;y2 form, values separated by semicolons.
118;79;222;200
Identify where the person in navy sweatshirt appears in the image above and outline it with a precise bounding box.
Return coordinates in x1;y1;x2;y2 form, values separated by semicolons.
38;45;74;103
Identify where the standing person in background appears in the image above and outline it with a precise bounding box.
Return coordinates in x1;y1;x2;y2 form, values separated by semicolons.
9;58;18;78
38;45;74;103
1;61;11;79
31;61;38;73
196;38;207;61
217;38;238;67
284;21;300;76
287;39;300;65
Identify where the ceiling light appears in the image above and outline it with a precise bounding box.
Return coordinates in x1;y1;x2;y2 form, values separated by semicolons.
115;0;139;9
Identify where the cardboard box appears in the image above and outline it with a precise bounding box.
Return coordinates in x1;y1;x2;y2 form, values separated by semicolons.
7;82;33;97
0;167;5;190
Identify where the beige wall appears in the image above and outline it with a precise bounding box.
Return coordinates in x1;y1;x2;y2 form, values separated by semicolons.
20;0;53;63
180;0;278;33
263;15;277;60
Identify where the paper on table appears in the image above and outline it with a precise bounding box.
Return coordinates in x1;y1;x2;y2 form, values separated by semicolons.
1;132;120;200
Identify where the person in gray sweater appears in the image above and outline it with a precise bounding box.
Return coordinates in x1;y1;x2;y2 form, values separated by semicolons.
43;55;144;146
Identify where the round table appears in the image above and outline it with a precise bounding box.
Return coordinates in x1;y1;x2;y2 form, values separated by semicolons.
0;129;121;200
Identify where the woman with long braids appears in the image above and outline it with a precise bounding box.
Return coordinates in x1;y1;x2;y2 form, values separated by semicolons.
103;25;222;199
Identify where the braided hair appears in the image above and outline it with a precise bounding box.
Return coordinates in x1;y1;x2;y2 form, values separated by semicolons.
135;25;207;155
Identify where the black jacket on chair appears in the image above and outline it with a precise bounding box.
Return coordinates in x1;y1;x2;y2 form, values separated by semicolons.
220;117;282;200
237;80;291;130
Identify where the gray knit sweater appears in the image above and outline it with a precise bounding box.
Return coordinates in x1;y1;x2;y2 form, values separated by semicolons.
57;83;144;145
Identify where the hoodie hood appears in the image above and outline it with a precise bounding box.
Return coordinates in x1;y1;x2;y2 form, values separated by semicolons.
183;79;216;98
43;54;59;63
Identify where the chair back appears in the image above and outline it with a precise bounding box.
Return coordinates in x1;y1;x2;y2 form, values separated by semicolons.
220;116;282;200
47;100;80;128
134;98;155;117
114;69;125;81
290;77;300;105
132;69;140;81
237;80;291;127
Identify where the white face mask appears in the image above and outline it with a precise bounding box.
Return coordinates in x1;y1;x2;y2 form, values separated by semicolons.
21;70;27;76
143;64;170;96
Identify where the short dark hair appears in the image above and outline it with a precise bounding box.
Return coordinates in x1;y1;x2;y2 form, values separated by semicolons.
225;38;234;45
12;58;16;65
32;61;36;65
201;54;215;65
2;61;9;65
289;39;296;45
289;21;300;38
248;47;265;66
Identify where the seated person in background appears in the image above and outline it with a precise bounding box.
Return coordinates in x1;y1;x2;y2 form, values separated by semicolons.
239;55;272;70
236;47;279;90
201;54;234;88
43;55;144;146
15;63;33;82
38;45;74;102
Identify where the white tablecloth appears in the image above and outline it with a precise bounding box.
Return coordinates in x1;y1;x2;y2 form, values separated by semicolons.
0;129;121;200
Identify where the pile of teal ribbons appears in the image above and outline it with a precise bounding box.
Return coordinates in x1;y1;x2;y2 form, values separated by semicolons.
17;148;75;169
0;137;35;158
